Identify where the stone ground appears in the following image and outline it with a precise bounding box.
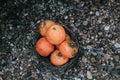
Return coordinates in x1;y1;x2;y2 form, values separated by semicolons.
0;0;120;80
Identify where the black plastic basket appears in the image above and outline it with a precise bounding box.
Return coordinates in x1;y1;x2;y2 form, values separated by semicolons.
35;23;82;71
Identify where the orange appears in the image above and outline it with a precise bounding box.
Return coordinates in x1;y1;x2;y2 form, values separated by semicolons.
56;34;70;49
50;50;69;66
65;34;70;41
59;40;78;58
39;20;55;36
45;24;66;45
35;37;54;57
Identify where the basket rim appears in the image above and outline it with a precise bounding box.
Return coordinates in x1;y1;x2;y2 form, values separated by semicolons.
35;23;83;71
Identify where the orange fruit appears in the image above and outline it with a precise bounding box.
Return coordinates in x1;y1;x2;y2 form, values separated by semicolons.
35;37;54;57
50;50;69;66
45;24;66;45
65;34;70;41
39;20;55;36
56;34;70;49
59;40;78;58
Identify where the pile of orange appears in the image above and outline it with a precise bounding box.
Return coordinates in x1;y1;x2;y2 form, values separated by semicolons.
35;20;78;66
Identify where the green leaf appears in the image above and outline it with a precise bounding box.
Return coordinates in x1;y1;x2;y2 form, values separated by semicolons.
71;49;77;56
57;52;62;57
52;27;56;30
43;21;46;27
68;41;78;48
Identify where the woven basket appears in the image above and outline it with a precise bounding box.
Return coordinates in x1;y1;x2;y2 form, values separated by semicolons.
34;23;82;71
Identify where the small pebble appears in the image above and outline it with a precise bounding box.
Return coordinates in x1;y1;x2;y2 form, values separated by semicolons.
83;21;88;25
64;16;68;19
111;40;115;44
91;58;96;63
96;50;103;55
81;75;85;80
24;13;28;16
104;25;110;31
102;65;109;72
114;43;120;48
103;54;111;60
114;55;119;62
87;71;92;79
10;43;14;47
82;57;87;63
110;62;114;67
74;77;81;80
87;46;92;50
37;20;40;24
57;1;62;6
92;52;97;56
96;11;99;16
0;77;3;80
20;66;23;70
98;18;102;23
8;35;12;39
90;11;93;14
90;48;95;52
9;26;13;30
27;36;31;40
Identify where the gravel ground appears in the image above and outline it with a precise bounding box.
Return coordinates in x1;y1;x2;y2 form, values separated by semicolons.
0;0;120;80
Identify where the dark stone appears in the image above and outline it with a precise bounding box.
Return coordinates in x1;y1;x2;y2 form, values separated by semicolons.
24;71;32;78
110;47;116;52
12;57;17;61
110;66;120;76
96;50;103;55
28;77;36;80
0;66;3;71
97;42;104;47
102;18;110;23
103;65;109;72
